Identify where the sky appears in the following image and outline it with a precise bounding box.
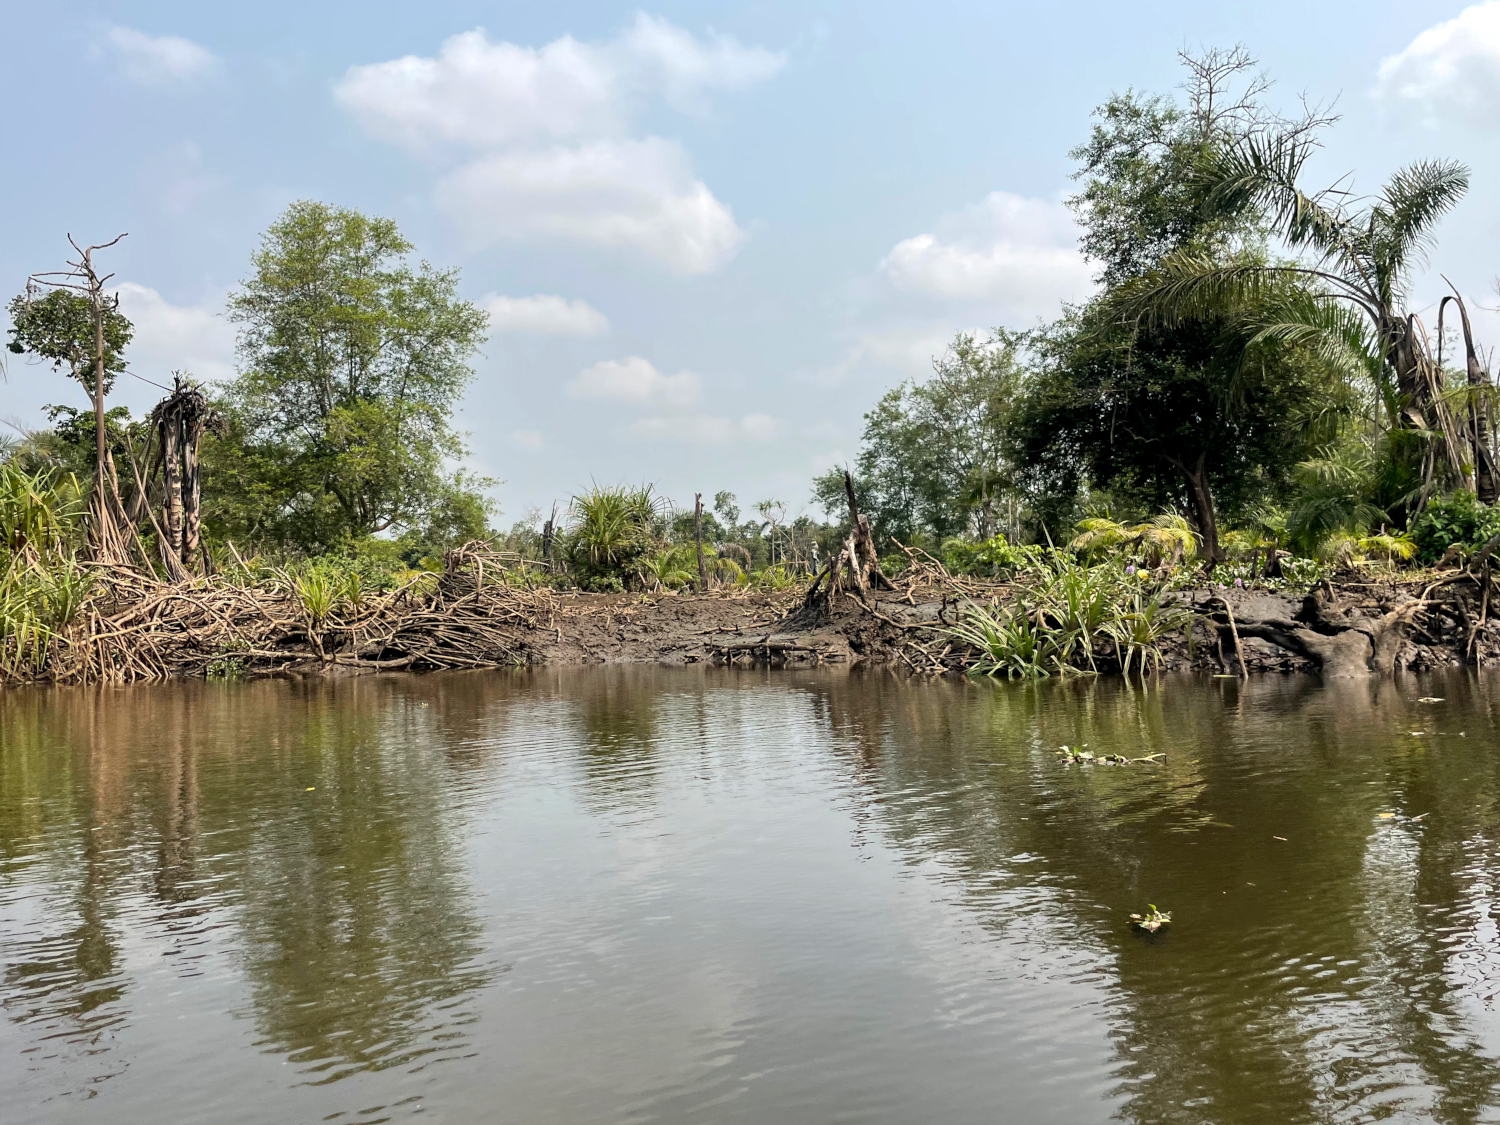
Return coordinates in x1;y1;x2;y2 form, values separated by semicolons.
2;1;1499;527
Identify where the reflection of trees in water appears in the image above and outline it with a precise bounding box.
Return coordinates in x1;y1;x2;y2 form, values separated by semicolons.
803;670;1500;1125
12;665;1500;1118
225;678;495;1080
0;675;505;1091
531;666;702;813
1;689;134;1092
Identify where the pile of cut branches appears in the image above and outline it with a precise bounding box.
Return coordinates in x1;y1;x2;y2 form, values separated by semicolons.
4;542;557;685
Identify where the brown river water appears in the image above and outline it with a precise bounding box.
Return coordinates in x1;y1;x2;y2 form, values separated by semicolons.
5;667;1500;1124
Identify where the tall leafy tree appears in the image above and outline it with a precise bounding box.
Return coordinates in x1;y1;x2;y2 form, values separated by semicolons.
1012;294;1344;556
1012;48;1340;560
1123;137;1478;505
216;201;490;550
815;332;1024;543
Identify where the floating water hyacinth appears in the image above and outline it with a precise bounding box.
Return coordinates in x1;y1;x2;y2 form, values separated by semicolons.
1058;745;1163;766
1130;905;1172;933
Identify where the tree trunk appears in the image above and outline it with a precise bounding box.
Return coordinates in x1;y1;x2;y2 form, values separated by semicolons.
161;414;183;562
182;414;205;567
1174;453;1220;563
541;504;556;574
694;493;708;592
844;471;895;591
1450;293;1498;503
90;301;119;561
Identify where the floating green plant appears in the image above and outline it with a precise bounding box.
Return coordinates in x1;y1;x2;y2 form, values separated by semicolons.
1130;905;1172;933
1057;745;1163;766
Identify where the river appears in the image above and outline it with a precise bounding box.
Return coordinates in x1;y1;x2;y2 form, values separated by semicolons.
4;667;1500;1123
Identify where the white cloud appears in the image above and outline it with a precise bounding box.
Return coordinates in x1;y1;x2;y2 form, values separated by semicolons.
483;294;609;336
438;138;742;273
820;324;986;386
567;356;701;407
626;413;779;444
511;430;544;450
879;192;1092;316
1374;2;1500;126
114;284;234;383
334;16;784;149
336;16;779;273
104;26;218;86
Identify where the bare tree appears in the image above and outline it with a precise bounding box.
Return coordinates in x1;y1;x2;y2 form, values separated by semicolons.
14;234;129;561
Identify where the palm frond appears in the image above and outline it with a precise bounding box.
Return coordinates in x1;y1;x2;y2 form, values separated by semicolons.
1371;160;1469;287
1205;134;1358;264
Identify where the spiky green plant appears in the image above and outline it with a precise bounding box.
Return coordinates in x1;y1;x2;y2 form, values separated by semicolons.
636;544;698;591
565;484;662;585
0;462;83;560
757;563;798;590
951;600;1063;678
1042;558;1120;672
1106;590;1192;678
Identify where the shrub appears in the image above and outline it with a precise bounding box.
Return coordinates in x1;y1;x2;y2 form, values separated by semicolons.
941;534;1030;576
1409;491;1500;564
563;484;661;587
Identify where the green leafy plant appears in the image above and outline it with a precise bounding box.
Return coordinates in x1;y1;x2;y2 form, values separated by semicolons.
1106;589;1192;678
1130;905;1172;933
636;544;698;591
941;534;1031;576
564;484;662;587
951;599;1064;678
1409;490;1500;564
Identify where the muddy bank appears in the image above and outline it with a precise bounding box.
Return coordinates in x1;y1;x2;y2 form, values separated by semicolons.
12;542;1500;686
507;571;1500;679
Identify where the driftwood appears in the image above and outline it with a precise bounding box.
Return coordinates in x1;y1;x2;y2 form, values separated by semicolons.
1200;580;1471;677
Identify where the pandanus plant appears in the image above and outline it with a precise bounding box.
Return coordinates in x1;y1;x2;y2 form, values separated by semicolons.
1120;133;1484;507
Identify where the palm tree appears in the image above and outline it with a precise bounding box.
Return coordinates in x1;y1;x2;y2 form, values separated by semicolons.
1123;134;1483;506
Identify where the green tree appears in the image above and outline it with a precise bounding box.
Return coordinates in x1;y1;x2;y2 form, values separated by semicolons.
216;201;491;551
1012;298;1345;558
814;331;1025;544
6;289;132;399
1124;137;1476;507
1012;48;1342;560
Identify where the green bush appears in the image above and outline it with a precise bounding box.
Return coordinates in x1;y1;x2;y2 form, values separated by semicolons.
1409;491;1500;563
941;535;1031;576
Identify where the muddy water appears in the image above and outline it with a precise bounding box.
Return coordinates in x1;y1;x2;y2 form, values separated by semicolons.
5;669;1500;1123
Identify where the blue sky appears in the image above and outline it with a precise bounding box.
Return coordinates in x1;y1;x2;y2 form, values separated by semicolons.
3;1;1498;526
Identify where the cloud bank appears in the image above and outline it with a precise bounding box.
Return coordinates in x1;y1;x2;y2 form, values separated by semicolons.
879;192;1092;316
567;356;701;407
337;16;783;272
1375;2;1500;126
115;283;234;383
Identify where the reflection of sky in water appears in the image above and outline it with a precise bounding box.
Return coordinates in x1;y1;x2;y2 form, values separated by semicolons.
6;668;1500;1122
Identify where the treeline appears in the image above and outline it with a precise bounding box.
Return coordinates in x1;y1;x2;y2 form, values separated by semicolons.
2;203;851;595
828;48;1499;573
6;47;1496;602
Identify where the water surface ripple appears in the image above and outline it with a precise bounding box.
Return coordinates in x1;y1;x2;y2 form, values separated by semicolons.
5;667;1500;1122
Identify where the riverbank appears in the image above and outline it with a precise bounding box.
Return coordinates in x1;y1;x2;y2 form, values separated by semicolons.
6;542;1500;684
